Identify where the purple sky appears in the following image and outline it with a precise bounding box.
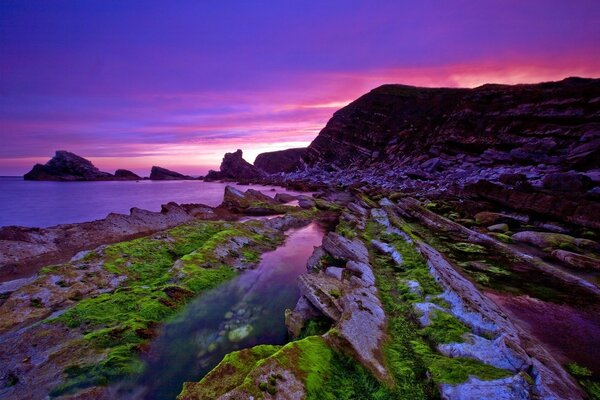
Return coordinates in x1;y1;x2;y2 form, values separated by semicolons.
1;0;599;176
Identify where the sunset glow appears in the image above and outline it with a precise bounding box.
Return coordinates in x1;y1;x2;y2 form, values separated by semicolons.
1;0;599;176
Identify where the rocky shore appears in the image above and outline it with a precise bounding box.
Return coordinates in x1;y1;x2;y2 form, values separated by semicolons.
0;186;326;399
2;77;599;399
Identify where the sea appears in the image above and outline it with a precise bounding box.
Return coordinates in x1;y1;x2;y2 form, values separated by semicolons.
0;177;303;228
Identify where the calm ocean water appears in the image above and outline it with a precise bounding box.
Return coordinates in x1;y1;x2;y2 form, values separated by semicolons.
0;177;302;228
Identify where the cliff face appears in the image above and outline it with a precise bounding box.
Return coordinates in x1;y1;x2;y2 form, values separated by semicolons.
253;148;306;174
24;151;114;181
304;77;600;171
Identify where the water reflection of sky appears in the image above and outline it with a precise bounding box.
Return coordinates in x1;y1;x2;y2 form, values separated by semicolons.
122;222;325;400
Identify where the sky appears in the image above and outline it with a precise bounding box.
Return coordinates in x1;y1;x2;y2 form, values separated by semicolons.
1;0;600;176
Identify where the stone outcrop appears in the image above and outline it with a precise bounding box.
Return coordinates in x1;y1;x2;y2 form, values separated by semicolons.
113;169;141;180
149;166;193;180
218;185;289;215
24;151;114;181
0;202;228;282
253;147;307;174
204;149;264;181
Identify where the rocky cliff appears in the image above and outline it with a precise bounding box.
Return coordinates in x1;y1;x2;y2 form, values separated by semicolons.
303;77;600;172
254;147;306;174
24;151;114;181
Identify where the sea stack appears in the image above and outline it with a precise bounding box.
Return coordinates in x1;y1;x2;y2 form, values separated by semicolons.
24;150;114;181
149;166;193;180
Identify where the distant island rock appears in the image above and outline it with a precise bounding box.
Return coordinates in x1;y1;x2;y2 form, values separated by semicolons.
114;169;141;180
24;150;114;181
205;149;265;181
253;147;306;174
149;166;194;180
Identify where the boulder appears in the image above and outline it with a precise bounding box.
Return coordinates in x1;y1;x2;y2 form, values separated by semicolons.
24;150;113;181
488;223;509;233
274;193;297;203
551;249;600;271
149;166;193;180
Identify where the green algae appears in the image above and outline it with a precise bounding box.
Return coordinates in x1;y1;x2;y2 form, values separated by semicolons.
411;340;511;384
420;310;469;344
48;219;285;396
566;362;600;400
449;242;487;254
177;345;280;399
366;216;512;393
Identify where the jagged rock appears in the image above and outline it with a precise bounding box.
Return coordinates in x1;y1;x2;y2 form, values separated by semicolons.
254;148;306;174
439;374;530;400
149;166;193;180
327;284;390;383
322;232;369;264
113;169;141;180
219;186;282;215
551;249;600;270
306;246;326;271
205;149;264;181
542;172;592;192
24;150;113;181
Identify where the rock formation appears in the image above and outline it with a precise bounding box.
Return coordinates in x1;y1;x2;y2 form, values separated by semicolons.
204;149;264;181
302;77;600;172
24;150;114;181
149;166;193;180
253;147;306;174
113;169;141;180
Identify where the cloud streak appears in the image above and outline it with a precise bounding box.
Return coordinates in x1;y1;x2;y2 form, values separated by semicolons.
1;0;599;175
